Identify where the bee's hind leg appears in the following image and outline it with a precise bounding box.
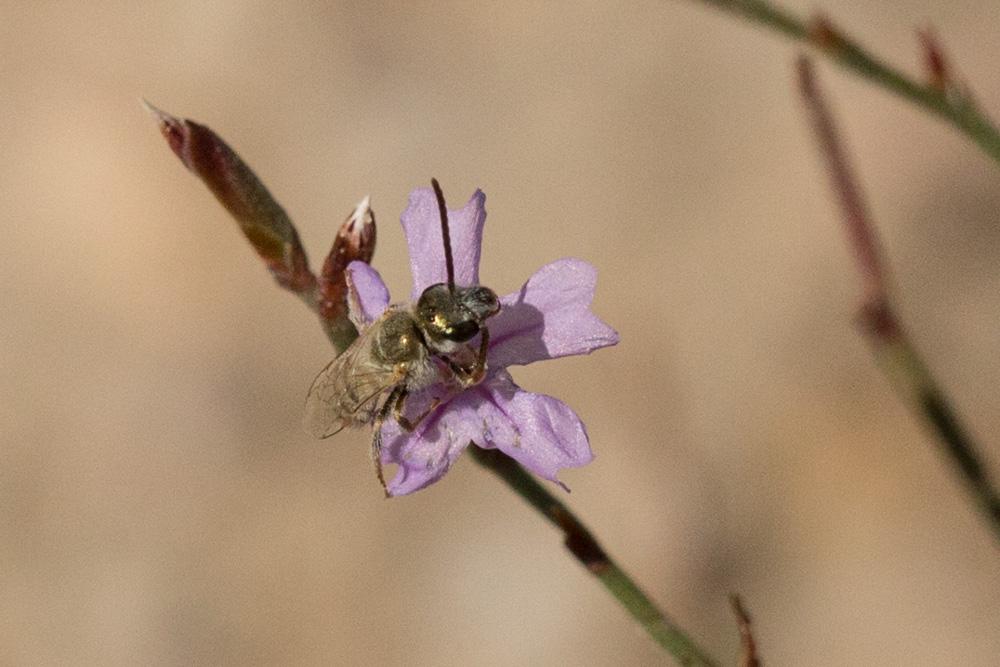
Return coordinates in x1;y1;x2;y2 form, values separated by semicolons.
371;386;440;497
392;387;440;432
370;428;388;498
372;387;404;498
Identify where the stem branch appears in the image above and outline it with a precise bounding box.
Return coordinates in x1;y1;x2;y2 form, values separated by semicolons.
692;0;1000;167
798;57;1000;541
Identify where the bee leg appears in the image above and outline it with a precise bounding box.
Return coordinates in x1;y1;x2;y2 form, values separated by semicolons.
371;428;388;497
372;386;403;498
434;328;491;388
435;354;469;381
459;326;490;388
393;387;441;432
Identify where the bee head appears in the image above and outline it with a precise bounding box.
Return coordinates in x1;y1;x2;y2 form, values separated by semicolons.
413;178;501;351
416;283;499;347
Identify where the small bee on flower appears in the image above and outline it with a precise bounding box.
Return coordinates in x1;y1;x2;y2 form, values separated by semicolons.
305;181;618;497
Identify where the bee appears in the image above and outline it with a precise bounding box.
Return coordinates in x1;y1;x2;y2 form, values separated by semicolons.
303;179;501;495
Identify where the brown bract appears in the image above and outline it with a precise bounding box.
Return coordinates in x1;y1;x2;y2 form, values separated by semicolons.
144;101;316;294
319;198;376;322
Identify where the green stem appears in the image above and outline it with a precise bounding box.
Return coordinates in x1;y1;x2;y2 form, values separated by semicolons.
469;447;719;666
692;0;1000;166
876;334;1000;541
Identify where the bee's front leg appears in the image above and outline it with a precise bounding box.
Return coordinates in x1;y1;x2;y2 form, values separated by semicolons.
463;326;490;387
435;328;491;388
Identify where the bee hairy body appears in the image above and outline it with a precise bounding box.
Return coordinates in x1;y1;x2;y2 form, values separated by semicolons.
303;307;439;440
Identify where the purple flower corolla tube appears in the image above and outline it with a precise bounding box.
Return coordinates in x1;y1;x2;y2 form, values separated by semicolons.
344;186;618;496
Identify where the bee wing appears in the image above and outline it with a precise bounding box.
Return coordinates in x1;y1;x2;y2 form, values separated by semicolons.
303;333;400;439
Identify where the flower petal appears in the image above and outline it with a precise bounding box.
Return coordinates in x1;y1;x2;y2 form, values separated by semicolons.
401;187;486;299
381;370;590;494
346;260;390;327
380;392;478;496
478;371;592;486
488;258;619;368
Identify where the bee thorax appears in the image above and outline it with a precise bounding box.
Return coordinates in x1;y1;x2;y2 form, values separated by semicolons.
373;310;426;365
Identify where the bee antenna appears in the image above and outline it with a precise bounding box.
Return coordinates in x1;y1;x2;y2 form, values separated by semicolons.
430;177;455;293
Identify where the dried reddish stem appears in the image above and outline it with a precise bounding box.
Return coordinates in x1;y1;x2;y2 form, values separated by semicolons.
916;27;977;110
917;27;949;92
807;14;843;52
730;594;761;667
797;57;898;339
145;101;317;296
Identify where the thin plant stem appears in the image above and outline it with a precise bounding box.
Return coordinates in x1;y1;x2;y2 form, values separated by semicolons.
729;595;761;667
469;447;719;666
691;0;1000;167
798;57;1000;542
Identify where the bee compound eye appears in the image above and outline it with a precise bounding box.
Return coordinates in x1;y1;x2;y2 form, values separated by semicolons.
442;319;479;343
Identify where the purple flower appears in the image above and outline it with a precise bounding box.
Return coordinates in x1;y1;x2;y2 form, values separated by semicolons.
346;187;619;496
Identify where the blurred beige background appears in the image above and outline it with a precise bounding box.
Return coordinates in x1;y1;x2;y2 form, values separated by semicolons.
2;1;999;664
